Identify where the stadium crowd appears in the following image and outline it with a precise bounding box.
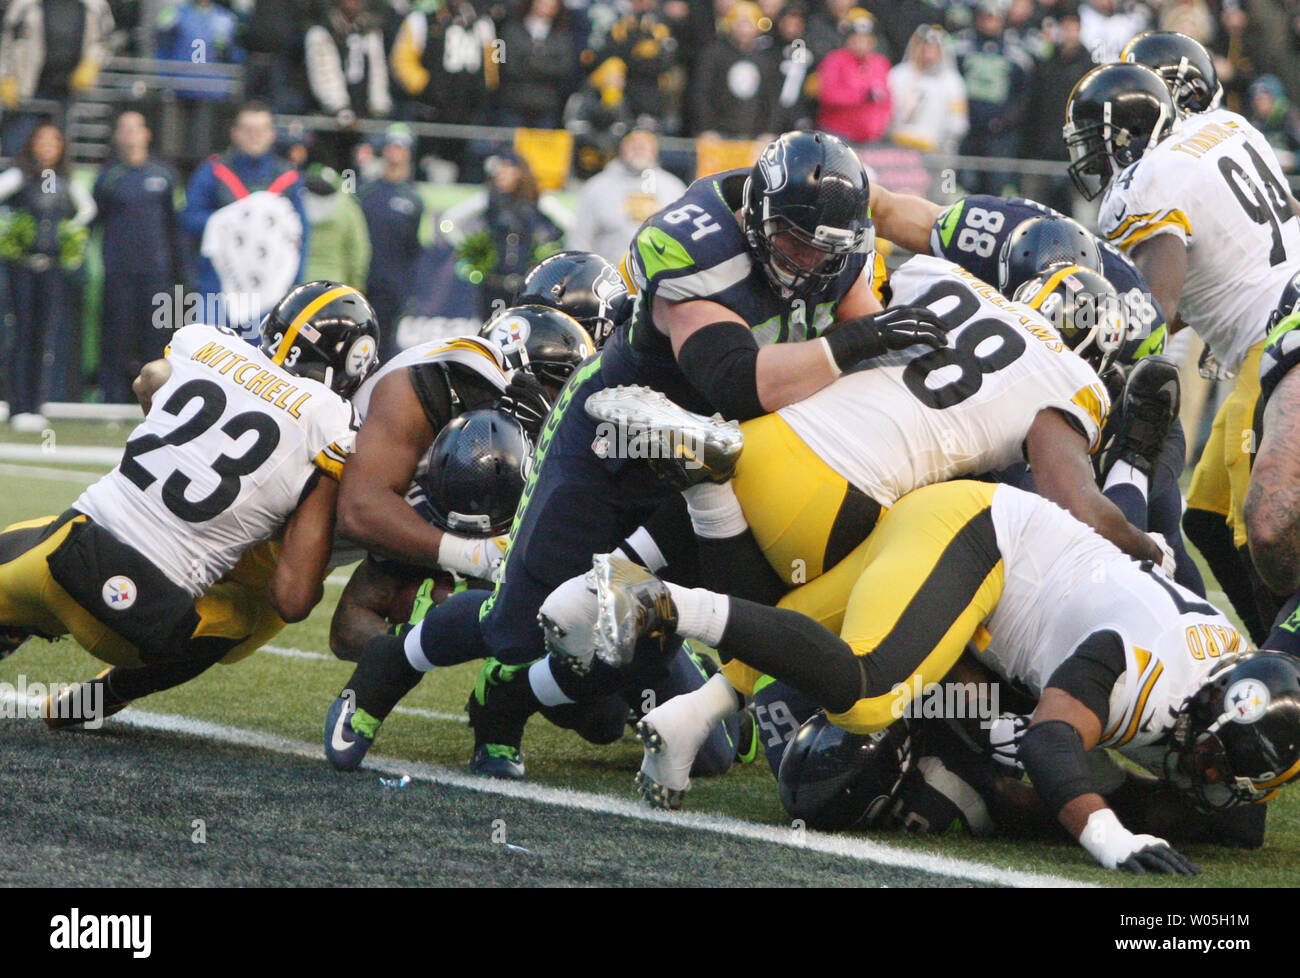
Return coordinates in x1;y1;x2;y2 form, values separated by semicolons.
2;0;1300;421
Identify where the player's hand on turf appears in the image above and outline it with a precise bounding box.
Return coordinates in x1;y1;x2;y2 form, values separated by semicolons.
497;372;553;437
1117;841;1201;877
823;306;947;370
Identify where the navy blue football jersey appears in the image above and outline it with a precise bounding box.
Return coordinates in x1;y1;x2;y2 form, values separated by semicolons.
930;195;1166;363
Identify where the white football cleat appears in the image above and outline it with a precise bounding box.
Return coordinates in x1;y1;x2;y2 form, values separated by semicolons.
634;688;717;810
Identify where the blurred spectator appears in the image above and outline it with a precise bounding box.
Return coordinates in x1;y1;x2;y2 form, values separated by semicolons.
864;0;944;62
816;8;891;145
1078;0;1151;63
391;0;497;172
302;164;370;289
0;0;115;154
1247;74;1300;172
358;124;424;360
496;0;579;129
1158;0;1213;44
1021;6;1092;211
0;122;95;428
1004;0;1049;58
691;1;779;138
769;2;818;132
955;0;1033;195
804;0;853;62
306;0;391;168
441;149;565;320
1208;1;1256;113
93;110;184;403
587;0;680;130
888;23;967;154
567;128;686;263
180;99;307;337
564;55;638;178
154;0;244;172
238;0;309;113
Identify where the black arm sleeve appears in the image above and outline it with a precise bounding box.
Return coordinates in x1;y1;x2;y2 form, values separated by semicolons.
1018;719;1098;817
1045;628;1126;730
406;363;455;432
676;321;765;421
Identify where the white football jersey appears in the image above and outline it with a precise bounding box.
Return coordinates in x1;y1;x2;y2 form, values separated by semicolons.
74;324;358;596
778;256;1109;507
980;484;1244;761
1099;109;1300;371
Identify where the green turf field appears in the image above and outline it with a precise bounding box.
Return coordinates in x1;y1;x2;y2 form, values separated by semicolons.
2;421;1297;888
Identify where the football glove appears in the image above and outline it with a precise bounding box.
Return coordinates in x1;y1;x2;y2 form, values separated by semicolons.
1079;808;1201;875
497;372;552;437
822;305;947;372
987;712;1029;773
437;532;508;581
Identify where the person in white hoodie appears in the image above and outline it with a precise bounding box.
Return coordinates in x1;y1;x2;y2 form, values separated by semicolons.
887;23;969;155
566;129;686;265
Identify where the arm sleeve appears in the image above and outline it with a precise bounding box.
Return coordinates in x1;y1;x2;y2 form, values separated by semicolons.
1044;628;1127;729
676;320;764;421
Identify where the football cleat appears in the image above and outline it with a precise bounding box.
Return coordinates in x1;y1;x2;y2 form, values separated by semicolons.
1099;355;1180;480
465;658;533;780
0;627;32;662
735;704;760;765
324;691;379;771
42;668;129;729
591;554;678;669
635;690;720;810
537;570;600;676
584;385;743;489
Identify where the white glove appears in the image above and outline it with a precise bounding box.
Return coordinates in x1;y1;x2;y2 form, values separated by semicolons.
1148;531;1177;580
987;713;1028;773
1079;808;1200;875
538;571;600;673
437;532;508;581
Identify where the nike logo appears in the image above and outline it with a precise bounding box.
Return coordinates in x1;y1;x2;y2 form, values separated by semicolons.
652;239;667;254
331;700;355;753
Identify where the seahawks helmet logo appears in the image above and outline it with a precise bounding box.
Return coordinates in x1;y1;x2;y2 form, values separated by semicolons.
592;267;623;313
757;140;789;194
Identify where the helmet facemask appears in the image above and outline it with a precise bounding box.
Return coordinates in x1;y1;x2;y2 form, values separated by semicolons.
1064;97;1173;201
1156;57;1223;119
748;198;875;299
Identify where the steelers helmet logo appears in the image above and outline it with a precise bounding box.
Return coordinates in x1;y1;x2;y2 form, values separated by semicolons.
487;315;531;352
102;576;138;611
345;335;378;377
1226;678;1271;724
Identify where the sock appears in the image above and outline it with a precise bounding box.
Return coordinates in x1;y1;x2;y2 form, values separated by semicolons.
682;481;747;539
402;618;437;672
349;632;424;721
1103;483;1149;530
529;656;575;707
618;525;668;572
696;671;745;722
1184;507;1266;642
665;582;730;646
1103;459;1148;496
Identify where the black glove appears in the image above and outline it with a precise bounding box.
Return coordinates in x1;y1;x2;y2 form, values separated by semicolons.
823;305;948;371
497;372;552;436
1117;843;1202;876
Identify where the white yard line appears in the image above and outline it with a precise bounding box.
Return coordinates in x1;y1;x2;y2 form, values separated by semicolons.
0;462;104;485
0;444;121;466
0;688;1093;888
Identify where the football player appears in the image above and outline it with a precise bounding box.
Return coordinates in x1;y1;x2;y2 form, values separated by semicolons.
0;282;378;715
581;479;1300;874
515;249;632;349
868;183;1199;593
324;129;955;780
1065;50;1300;640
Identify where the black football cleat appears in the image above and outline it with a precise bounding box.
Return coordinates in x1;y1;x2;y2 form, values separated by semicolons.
1100;354;1180;480
591;554;678;668
584;385;744;489
42;668;130;730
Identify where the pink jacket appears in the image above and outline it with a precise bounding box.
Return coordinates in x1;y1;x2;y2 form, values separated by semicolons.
816;48;893;144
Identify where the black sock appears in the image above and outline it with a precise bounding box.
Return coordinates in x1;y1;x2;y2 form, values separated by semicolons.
1184;507;1266;642
347;632;423;721
698;530;788;605
104;637;231;702
718;598;863;714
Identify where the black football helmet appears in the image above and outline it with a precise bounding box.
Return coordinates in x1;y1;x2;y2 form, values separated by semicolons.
777;712;916;831
1269;270;1300;333
997;215;1104;295
1165;651;1300;812
1014;265;1129;372
1121;30;1223;118
259;281;381;399
1063;62;1177;201
516;250;631;350
742;130;874;299
412;408;533;535
478;304;596;388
